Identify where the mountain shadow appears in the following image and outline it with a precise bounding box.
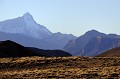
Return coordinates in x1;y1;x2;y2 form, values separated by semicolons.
0;40;71;58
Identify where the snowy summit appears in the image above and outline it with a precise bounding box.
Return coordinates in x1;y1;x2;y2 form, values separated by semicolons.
0;12;52;39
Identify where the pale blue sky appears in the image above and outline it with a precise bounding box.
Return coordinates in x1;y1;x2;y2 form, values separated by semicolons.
0;0;120;36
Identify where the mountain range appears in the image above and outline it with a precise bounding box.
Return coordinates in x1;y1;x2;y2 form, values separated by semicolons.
63;30;120;56
0;12;120;57
0;12;76;50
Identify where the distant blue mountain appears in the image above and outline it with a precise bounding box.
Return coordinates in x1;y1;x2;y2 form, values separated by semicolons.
63;30;120;56
0;12;52;39
0;13;76;50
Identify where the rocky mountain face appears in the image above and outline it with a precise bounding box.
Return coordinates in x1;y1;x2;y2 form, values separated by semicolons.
0;12;76;50
82;36;120;56
63;30;120;56
0;12;52;39
63;30;106;55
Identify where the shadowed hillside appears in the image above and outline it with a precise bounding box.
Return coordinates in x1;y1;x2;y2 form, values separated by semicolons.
0;40;71;58
0;40;40;57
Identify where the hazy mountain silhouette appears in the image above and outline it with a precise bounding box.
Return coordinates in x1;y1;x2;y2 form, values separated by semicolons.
63;30;106;55
63;30;120;56
0;13;76;50
0;12;52;39
82;36;120;56
0;12;120;56
44;32;76;49
0;31;59;49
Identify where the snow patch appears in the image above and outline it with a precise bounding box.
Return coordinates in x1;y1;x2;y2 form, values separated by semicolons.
0;13;52;39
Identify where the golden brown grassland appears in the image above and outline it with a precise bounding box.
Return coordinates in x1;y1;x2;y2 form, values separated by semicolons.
0;56;120;79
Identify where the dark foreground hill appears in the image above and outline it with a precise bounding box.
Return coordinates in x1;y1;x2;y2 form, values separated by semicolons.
97;47;120;57
27;47;72;57
0;56;120;79
0;40;71;58
0;40;40;57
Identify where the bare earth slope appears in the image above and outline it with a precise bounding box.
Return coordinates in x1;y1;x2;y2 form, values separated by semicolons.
0;56;120;79
97;47;120;57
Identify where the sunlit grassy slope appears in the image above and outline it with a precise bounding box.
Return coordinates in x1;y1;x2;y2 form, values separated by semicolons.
0;56;120;79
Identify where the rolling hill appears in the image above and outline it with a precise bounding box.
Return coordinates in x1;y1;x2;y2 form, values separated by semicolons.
0;40;71;58
97;47;120;57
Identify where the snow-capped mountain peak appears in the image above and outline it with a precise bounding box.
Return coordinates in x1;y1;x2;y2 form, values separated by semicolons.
23;12;34;22
23;12;32;17
0;12;52;39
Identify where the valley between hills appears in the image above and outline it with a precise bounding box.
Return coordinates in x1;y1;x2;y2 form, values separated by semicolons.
0;56;120;79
